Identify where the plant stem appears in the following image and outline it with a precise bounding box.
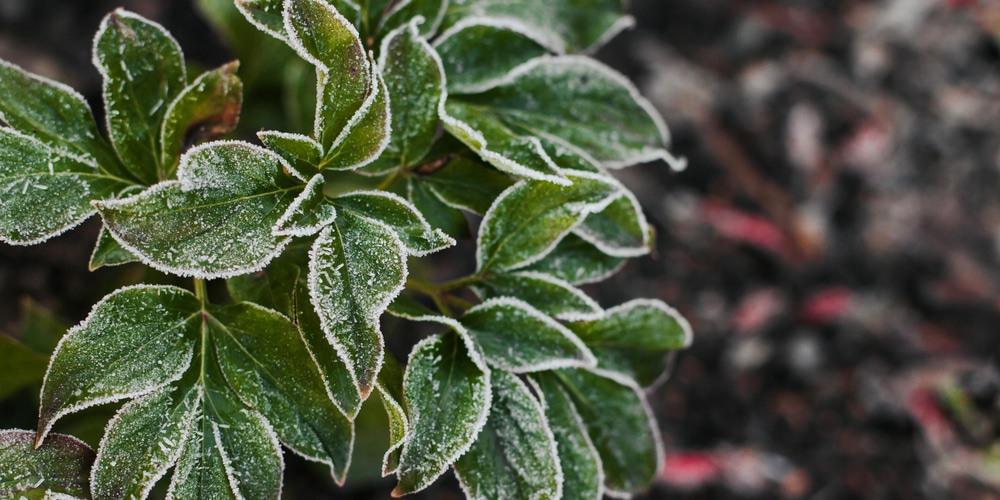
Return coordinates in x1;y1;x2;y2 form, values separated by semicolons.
376;169;403;191
438;274;483;292
193;278;208;307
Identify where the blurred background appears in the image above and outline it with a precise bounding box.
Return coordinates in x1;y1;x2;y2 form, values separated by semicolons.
2;0;1000;498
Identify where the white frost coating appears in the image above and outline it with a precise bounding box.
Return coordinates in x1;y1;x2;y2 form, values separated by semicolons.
215;409;285;499
235;0;290;43
159;67;230;167
609;298;694;349
466;296;598;372
325;54;392;170
572;191;652;259
273;174;336;237
281;0;360;72
549;381;606;500
36;284;196;447
336;189;456;256
176;140;293;192
377;382;408;476
580;15;636;55
508;270;604;321
257;130;324;176
383;0;448;36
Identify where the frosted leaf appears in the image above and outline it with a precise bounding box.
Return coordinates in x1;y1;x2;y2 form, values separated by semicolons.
0;430;94;499
94;9;187;184
322;57;391;171
333;190;455;256
308;212;407;397
522;234;625;285
454;371;562;500
449;56;686;170
460;297;597;372
91;384;202;500
477;170;620;273
566;299;693;387
386;174;471;238
440;0;632;54
274;174;337;237
237;0;362;41
160;61;243;179
572;190;651;258
529;373;605;500
385;293;439;320
211;302;354;484
378;18;445;168
473;271;602;321
378;0;448;38
393;331;491;496
553;368;663;496
37;285;201;446
89;226;139;270
375;351;408;476
95;141;299;279
0;128;131;246
421;156;513;215
434;18;549;94
257;131;323;176
0;59;122;176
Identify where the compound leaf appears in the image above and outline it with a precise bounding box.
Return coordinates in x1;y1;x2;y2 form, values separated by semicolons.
393;331;491;496
0;429;95;499
334;190;455;256
522;233;624;285
460;297;596;372
567;299;692;387
94;9;187;184
0;128;131;246
474;271;601;321
37;285;201;445
95;141;299;279
454;370;561;500
379;18;445;168
477;171;619;273
308;212;407;398
573;190;650;257
435;20;548;93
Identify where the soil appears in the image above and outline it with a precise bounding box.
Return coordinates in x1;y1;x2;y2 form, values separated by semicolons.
3;0;1000;498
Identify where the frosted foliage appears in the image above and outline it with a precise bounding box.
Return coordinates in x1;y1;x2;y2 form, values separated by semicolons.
94;9;186;184
334;190;455;256
91;384;201;500
557;369;661;495
257;131;322;174
38;286;201;442
442;0;628;53
96;142;298;279
523;234;624;285
454;371;561;500
90;226;139;269
377;352;408;475
308;213;407;395
573;191;650;257
477;172;620;273
0;60;113;169
0;430;95;499
210;303;353;483
476;271;602;321
283;0;370;149
567;299;693;387
166;415;232;500
0;129;127;245
235;0;288;39
422;157;513;215
531;373;603;500
323;64;391;170
379;0;448;37
393;333;490;495
434;20;548;94
452;56;680;169
274;174;337;237
461;298;596;372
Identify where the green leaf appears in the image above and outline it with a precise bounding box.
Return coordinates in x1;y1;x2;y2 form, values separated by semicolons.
376;350;408;475
441;0;632;54
283;0;370;151
0;128;131;245
91;384;201;500
379;18;445;168
274;174;337;237
0;429;95;499
393;331;491;496
378;0;448;38
308;211;407;397
522;233;624;284
160;61;243;178
474;271;601;321
37;285;201;446
226;242;364;419
454;370;561;500
0;334;48;401
573;190;650;257
95;141;299;279
322;61;391;170
422;156;513;215
237;0;362;40
94;9;187;184
386;293;439;320
529;372;604;500
89;226;139;270
434;20;548;93
211;302;354;484
388;175;472;239
257;131;323;174
554;368;662;496
0;59;122;178
567;299;692;387
460;297;596;372
334;190;455;256
477;171;620;273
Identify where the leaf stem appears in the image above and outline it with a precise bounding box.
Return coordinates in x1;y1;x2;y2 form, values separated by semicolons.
193;278;208;307
438;274;483;292
376;168;403;191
